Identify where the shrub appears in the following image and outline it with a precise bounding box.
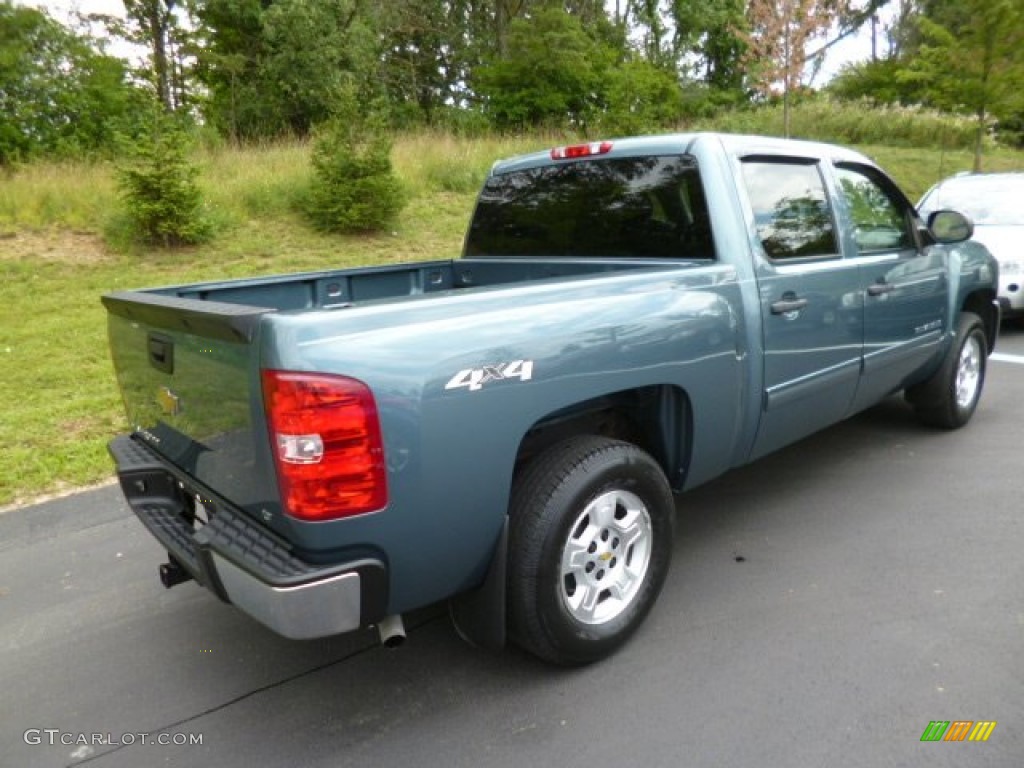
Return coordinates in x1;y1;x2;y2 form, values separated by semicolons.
116;115;211;247
304;96;405;234
597;60;684;136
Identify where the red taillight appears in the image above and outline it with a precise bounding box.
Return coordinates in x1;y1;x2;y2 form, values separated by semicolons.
550;141;613;160
261;370;388;521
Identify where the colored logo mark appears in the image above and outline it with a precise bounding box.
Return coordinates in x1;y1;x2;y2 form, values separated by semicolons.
920;721;997;742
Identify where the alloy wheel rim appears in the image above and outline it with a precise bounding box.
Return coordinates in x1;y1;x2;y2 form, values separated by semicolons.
559;489;653;625
955;335;982;410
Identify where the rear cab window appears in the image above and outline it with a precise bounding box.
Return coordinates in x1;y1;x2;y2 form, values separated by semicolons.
465;155;715;260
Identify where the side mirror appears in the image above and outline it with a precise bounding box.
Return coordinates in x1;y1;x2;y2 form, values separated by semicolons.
927;210;974;244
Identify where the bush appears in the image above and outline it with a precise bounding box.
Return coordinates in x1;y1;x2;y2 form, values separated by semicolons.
597;60;684;136
116;115;211;247
304;98;405;233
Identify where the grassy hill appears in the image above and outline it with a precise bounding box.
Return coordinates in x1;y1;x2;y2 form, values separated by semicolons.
2;122;1022;509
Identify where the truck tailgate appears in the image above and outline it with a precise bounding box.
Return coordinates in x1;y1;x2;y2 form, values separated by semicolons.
102;291;275;515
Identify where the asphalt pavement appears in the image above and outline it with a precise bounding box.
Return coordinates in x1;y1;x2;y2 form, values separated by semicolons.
3;327;1023;768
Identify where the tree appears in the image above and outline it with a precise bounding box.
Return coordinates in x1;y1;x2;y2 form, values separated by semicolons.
261;0;380;135
903;0;1024;169
826;2;946;108
193;0;275;141
379;0;465;125
90;0;194;112
116;110;210;246
682;0;749;93
0;1;147;164
627;0;673;68
377;0;504;127
745;0;852;136
475;7;616;130
194;0;381;139
803;0;892;73
829;57;918;106
884;0;925;59
125;0;175;110
601;58;684;134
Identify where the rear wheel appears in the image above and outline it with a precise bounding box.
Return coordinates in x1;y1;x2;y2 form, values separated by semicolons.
508;436;674;665
907;311;987;429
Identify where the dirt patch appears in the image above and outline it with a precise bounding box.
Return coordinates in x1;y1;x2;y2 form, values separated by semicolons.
0;230;113;265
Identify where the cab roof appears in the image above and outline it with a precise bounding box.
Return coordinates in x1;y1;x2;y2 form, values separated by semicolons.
490;132;878;176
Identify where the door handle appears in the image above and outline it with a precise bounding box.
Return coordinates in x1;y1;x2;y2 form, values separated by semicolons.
147;333;174;374
867;281;895;296
770;296;809;315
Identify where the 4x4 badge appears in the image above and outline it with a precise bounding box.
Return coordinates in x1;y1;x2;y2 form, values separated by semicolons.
445;360;534;392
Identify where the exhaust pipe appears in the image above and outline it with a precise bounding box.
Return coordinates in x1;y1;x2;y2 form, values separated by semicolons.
377;614;406;648
159;556;193;589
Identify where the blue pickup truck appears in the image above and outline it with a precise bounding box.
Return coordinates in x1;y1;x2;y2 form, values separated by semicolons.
104;133;999;665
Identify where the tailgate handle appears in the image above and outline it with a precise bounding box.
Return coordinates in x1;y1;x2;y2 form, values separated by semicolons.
148;333;174;374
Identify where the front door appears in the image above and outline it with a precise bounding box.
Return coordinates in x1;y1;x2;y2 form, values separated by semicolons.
741;158;864;461
833;163;949;411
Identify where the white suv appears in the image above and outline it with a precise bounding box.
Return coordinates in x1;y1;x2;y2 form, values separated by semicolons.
918;172;1024;320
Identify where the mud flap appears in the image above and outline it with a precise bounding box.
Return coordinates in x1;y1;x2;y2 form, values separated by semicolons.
449;516;508;652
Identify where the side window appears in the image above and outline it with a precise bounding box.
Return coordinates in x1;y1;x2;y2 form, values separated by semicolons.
834;165;914;253
741;160;838;260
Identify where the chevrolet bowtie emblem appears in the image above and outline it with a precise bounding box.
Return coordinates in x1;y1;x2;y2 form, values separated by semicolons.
157;386;181;416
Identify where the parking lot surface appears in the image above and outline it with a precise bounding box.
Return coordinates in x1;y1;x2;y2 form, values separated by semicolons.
3;327;1023;768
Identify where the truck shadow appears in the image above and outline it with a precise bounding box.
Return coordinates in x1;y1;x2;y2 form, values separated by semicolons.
671;393;957;547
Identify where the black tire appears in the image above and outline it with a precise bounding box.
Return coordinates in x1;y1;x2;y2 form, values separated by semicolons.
507;436;674;665
906;311;987;429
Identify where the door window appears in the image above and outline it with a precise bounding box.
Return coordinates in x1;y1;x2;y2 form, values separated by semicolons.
834;165;914;254
741;160;839;260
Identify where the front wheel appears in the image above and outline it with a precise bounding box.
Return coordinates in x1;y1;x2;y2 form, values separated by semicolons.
907;311;988;429
508;436;674;665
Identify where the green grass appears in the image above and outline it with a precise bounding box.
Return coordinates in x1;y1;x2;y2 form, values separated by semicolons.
691;98;985;152
1;127;1022;509
0;161;118;232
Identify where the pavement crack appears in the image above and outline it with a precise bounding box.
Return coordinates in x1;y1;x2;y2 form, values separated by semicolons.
65;613;445;767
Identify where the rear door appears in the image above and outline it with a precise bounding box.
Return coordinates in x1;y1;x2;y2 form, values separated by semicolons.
741;157;864;460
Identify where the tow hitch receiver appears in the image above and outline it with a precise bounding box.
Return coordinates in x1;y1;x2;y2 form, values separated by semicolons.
159;556;193;589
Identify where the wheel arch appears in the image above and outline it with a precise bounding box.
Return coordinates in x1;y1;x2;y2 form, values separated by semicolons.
513;383;692;492
450;383;690;652
962;288;998;354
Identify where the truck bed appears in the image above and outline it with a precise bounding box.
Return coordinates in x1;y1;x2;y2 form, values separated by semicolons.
100;253;719;558
101;257;688;347
108;257;680;312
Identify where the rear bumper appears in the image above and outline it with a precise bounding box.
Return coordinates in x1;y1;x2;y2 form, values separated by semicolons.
108;434;387;639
